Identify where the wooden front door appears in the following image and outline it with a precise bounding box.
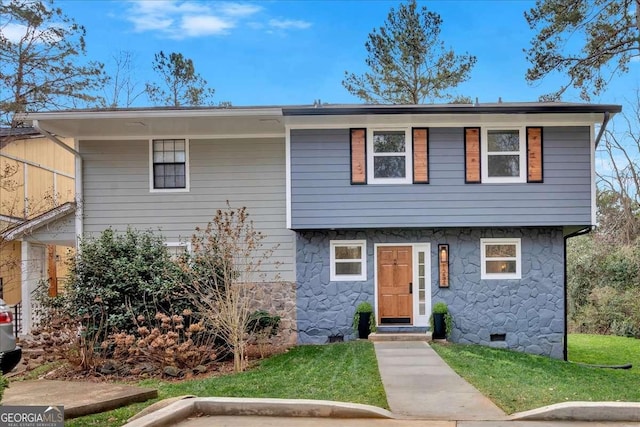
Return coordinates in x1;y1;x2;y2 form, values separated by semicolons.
377;246;413;324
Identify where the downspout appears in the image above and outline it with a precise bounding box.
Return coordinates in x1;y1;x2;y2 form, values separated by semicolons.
593;111;610;148
32;119;83;242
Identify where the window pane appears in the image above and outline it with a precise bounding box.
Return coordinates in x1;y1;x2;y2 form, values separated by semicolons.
374;156;406;178
418;252;424;263
419;303;425;316
488;130;519;152
373;131;405;153
175;141;185;151
418;277;425;290
153;152;164;163
485;244;516;258
153;140;164;152
175;151;186;162
175;175;186;188
418;264;425;276
335;246;362;259
335;262;362;275
488;155;520;177
164;151;175;162
486;260;517;274
164;140;174;151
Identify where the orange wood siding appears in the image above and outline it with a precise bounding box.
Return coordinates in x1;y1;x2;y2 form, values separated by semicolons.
527;127;543;183
412;128;429;183
350;128;366;184
465;127;481;183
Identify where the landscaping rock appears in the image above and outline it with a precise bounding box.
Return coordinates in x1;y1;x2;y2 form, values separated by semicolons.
163;366;182;377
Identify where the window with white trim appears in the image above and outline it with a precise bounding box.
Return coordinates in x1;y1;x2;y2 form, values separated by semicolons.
165;242;191;260
367;129;412;184
330;240;367;281
481;238;521;279
151;139;189;190
482;128;526;183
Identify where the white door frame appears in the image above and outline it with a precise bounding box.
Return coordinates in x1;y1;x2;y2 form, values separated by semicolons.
373;242;431;327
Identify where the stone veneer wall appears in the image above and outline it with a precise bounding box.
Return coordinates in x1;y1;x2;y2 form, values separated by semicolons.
296;228;565;359
244;281;297;347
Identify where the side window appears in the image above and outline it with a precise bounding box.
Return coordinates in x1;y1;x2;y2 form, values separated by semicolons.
480;238;521;279
151;139;189;191
330;240;367;281
165;242;191;260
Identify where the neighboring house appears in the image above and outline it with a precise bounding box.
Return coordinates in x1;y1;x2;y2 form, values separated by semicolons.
0;128;76;333
25;102;621;358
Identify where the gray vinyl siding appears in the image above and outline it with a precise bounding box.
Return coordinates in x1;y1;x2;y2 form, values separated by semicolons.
24;212;76;245
290;127;592;229
81;138;293;282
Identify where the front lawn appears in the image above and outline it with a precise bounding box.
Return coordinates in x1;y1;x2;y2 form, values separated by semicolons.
432;334;640;414
568;333;640;367
66;341;387;426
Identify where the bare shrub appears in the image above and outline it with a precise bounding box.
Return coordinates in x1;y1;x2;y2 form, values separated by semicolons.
181;204;281;372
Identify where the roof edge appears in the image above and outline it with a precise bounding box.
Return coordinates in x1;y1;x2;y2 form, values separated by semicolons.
282;104;622;116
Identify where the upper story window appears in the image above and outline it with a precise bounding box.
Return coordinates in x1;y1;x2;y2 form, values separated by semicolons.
330;240;367;281
482;128;526;183
151;139;189;191
367;129;412;184
480;238;521;280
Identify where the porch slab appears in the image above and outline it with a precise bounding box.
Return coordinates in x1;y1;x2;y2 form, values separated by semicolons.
368;332;432;342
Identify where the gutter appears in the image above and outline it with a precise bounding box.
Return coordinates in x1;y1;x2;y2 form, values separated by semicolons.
32;120;83;247
563;226;592;361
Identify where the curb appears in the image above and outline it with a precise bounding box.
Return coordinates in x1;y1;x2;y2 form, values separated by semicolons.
122;397;394;426
511;401;640;422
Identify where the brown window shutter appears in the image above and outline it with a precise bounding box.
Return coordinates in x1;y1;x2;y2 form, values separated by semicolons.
350;128;367;184
412;128;429;184
527;127;543;183
464;127;481;183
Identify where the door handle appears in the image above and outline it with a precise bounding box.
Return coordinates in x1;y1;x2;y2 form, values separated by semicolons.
409;282;413;294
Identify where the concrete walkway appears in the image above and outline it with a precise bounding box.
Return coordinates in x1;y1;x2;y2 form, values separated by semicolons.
374;341;506;420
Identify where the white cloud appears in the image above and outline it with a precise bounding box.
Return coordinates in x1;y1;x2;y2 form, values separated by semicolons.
219;3;262;17
1;22;65;44
125;0;261;39
2;23;28;43
268;19;312;30
181;15;234;37
124;1;311;39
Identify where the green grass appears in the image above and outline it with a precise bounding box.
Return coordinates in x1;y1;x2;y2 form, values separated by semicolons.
66;341;387;426
432;334;640;414
568;333;640;367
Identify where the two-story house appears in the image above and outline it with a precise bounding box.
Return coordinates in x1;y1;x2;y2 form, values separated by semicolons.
24;102;621;359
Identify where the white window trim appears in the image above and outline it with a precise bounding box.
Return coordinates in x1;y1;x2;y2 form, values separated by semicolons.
330;240;367;281
481;127;526;183
165;241;192;259
149;139;191;193
481;238;521;280
366;128;413;184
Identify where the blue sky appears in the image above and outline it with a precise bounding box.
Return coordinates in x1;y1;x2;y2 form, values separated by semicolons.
53;0;638;107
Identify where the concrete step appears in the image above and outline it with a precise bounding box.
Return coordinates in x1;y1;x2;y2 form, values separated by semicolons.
376;326;429;333
368;331;432;342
